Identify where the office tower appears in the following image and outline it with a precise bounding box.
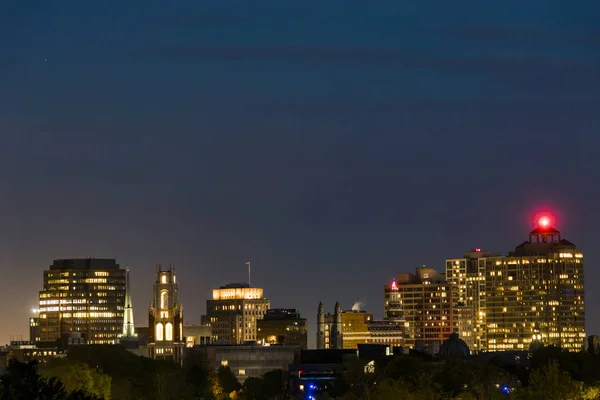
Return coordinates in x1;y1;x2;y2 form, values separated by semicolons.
201;283;270;344
317;302;403;349
257;309;308;349
384;267;453;353
446;249;500;352
148;264;184;362
37;258;125;346
117;267;139;348
484;220;585;352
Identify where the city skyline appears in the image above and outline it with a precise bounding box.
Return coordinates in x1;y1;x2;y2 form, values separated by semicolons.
3;1;600;350
17;215;592;350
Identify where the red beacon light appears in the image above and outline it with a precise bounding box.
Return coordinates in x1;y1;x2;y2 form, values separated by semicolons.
538;216;551;228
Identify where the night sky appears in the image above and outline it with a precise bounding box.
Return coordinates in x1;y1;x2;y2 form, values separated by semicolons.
2;1;600;348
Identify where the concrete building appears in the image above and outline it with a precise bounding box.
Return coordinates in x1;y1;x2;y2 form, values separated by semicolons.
184;344;299;383
36;258;126;346
201;283;270;344
148;264;185;363
257;309;307;349
183;325;212;347
384;267;453;353
317;303;404;349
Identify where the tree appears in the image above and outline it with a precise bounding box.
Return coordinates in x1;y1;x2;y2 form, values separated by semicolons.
218;366;242;395
42;362;111;400
0;360;101;400
517;360;583;400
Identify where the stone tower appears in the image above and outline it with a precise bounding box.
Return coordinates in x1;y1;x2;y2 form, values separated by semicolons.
333;301;343;349
148;264;184;363
317;302;325;349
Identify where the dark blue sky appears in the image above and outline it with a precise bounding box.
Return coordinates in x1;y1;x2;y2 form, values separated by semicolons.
2;1;600;347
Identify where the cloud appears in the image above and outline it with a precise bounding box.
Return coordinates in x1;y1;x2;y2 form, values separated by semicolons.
442;26;600;45
156;14;248;27
136;45;424;66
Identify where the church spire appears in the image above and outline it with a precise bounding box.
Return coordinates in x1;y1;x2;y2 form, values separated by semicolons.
122;266;136;337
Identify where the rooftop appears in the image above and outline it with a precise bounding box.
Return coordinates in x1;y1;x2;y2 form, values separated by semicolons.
50;258;120;271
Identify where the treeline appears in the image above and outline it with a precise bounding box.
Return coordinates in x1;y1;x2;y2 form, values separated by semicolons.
306;347;600;400
5;345;600;399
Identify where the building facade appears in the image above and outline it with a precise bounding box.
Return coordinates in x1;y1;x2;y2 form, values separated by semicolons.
317;303;404;349
37;258;126;346
445;249;499;352
201;284;270;344
148;264;184;363
185;344;299;383
384;267;453;353
484;224;584;352
257;309;308;349
445;221;585;353
183;325;212;347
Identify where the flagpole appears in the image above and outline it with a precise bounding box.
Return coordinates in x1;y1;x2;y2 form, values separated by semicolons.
247;260;251;287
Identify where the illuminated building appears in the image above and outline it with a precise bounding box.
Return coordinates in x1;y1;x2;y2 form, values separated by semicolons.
148;264;184;363
384;267;453;353
257;309;307;349
317;303;404;349
446;249;500;352
484;219;584;352
201;283;270;344
36;258;126;346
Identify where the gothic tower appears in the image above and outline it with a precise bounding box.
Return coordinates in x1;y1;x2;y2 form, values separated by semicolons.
148;264;184;363
333;301;343;349
117;266;139;348
317;302;325;349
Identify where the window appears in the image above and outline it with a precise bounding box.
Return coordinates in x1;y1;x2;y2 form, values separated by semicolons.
161;275;167;284
156;323;164;341
166;323;173;341
160;291;168;309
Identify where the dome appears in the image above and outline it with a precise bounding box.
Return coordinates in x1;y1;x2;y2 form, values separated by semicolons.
439;333;470;358
529;339;544;353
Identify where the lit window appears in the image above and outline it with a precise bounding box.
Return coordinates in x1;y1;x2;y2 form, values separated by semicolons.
161;275;167;284
166;323;173;341
160;291;168;309
156;323;164;341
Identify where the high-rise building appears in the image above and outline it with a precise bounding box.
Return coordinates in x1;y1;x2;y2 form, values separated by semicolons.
148;264;185;363
257;309;308;349
37;258;125;346
491;221;583;352
201;283;270;344
384;267;453;353
317;303;404;349
445;249;500;352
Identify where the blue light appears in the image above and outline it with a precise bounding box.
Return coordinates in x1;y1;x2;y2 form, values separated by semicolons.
502;385;510;394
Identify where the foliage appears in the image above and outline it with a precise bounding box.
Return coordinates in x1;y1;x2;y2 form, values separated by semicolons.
42;361;111;400
0;360;101;400
239;369;285;400
516;360;583;400
218;366;242;395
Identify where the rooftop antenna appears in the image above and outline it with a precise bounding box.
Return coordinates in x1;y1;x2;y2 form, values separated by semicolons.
245;259;251;287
